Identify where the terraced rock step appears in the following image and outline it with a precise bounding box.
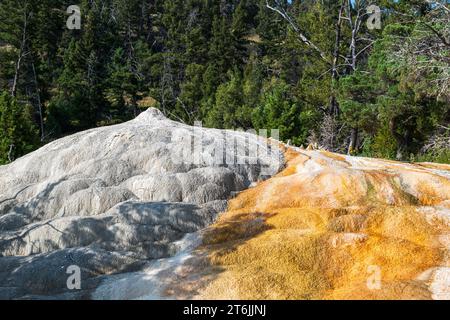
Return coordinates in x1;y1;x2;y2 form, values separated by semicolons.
0;108;282;299
99;148;449;300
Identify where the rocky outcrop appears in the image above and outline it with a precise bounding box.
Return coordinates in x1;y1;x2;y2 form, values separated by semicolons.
0;108;282;299
156;149;450;300
91;148;450;300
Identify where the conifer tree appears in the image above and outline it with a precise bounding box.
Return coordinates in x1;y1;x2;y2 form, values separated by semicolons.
0;92;38;163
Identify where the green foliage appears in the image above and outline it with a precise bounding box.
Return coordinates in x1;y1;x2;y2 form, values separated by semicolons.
338;71;378;132
175;63;205;123
0;92;38;164
361;17;449;160
253;80;311;145
206;70;248;129
361;125;399;160
0;0;448;164
414;150;450;165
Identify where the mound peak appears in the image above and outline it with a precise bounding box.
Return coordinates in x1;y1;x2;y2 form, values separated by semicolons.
133;107;168;123
0;111;282;299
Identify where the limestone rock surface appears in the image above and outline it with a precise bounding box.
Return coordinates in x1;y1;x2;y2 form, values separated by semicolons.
0;108;282;299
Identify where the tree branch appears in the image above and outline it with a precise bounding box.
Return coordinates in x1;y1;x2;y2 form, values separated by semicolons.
265;0;330;65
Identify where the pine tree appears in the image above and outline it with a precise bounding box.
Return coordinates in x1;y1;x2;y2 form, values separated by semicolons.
0;91;38;163
0;0;448;163
252;80;304;144
206;70;245;129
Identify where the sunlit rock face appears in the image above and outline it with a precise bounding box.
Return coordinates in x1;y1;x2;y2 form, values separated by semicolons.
160;149;450;300
0;108;282;299
97;148;449;301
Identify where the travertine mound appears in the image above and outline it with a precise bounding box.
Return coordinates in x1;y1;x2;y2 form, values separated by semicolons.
178;149;450;300
0;108;282;299
103;148;449;300
2;109;449;300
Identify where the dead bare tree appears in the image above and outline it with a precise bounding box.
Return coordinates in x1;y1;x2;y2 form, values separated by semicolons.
7;144;15;163
11;1;32;98
31;61;45;142
266;0;376;152
266;0;341;120
421;124;450;156
343;1;377;154
265;0;330;64
390;2;450;102
343;1;375;72
329;2;346;117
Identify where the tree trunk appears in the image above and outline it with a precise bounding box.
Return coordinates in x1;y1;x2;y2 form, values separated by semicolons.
265;1;330;65
328;2;345;116
329;95;339;117
11;56;22;97
332;2;345;81
31;62;45;142
389;117;410;161
8;144;15;163
347;127;359;155
11;6;29;97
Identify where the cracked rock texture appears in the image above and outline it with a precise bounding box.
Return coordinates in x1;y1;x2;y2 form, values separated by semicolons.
0;108;282;299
